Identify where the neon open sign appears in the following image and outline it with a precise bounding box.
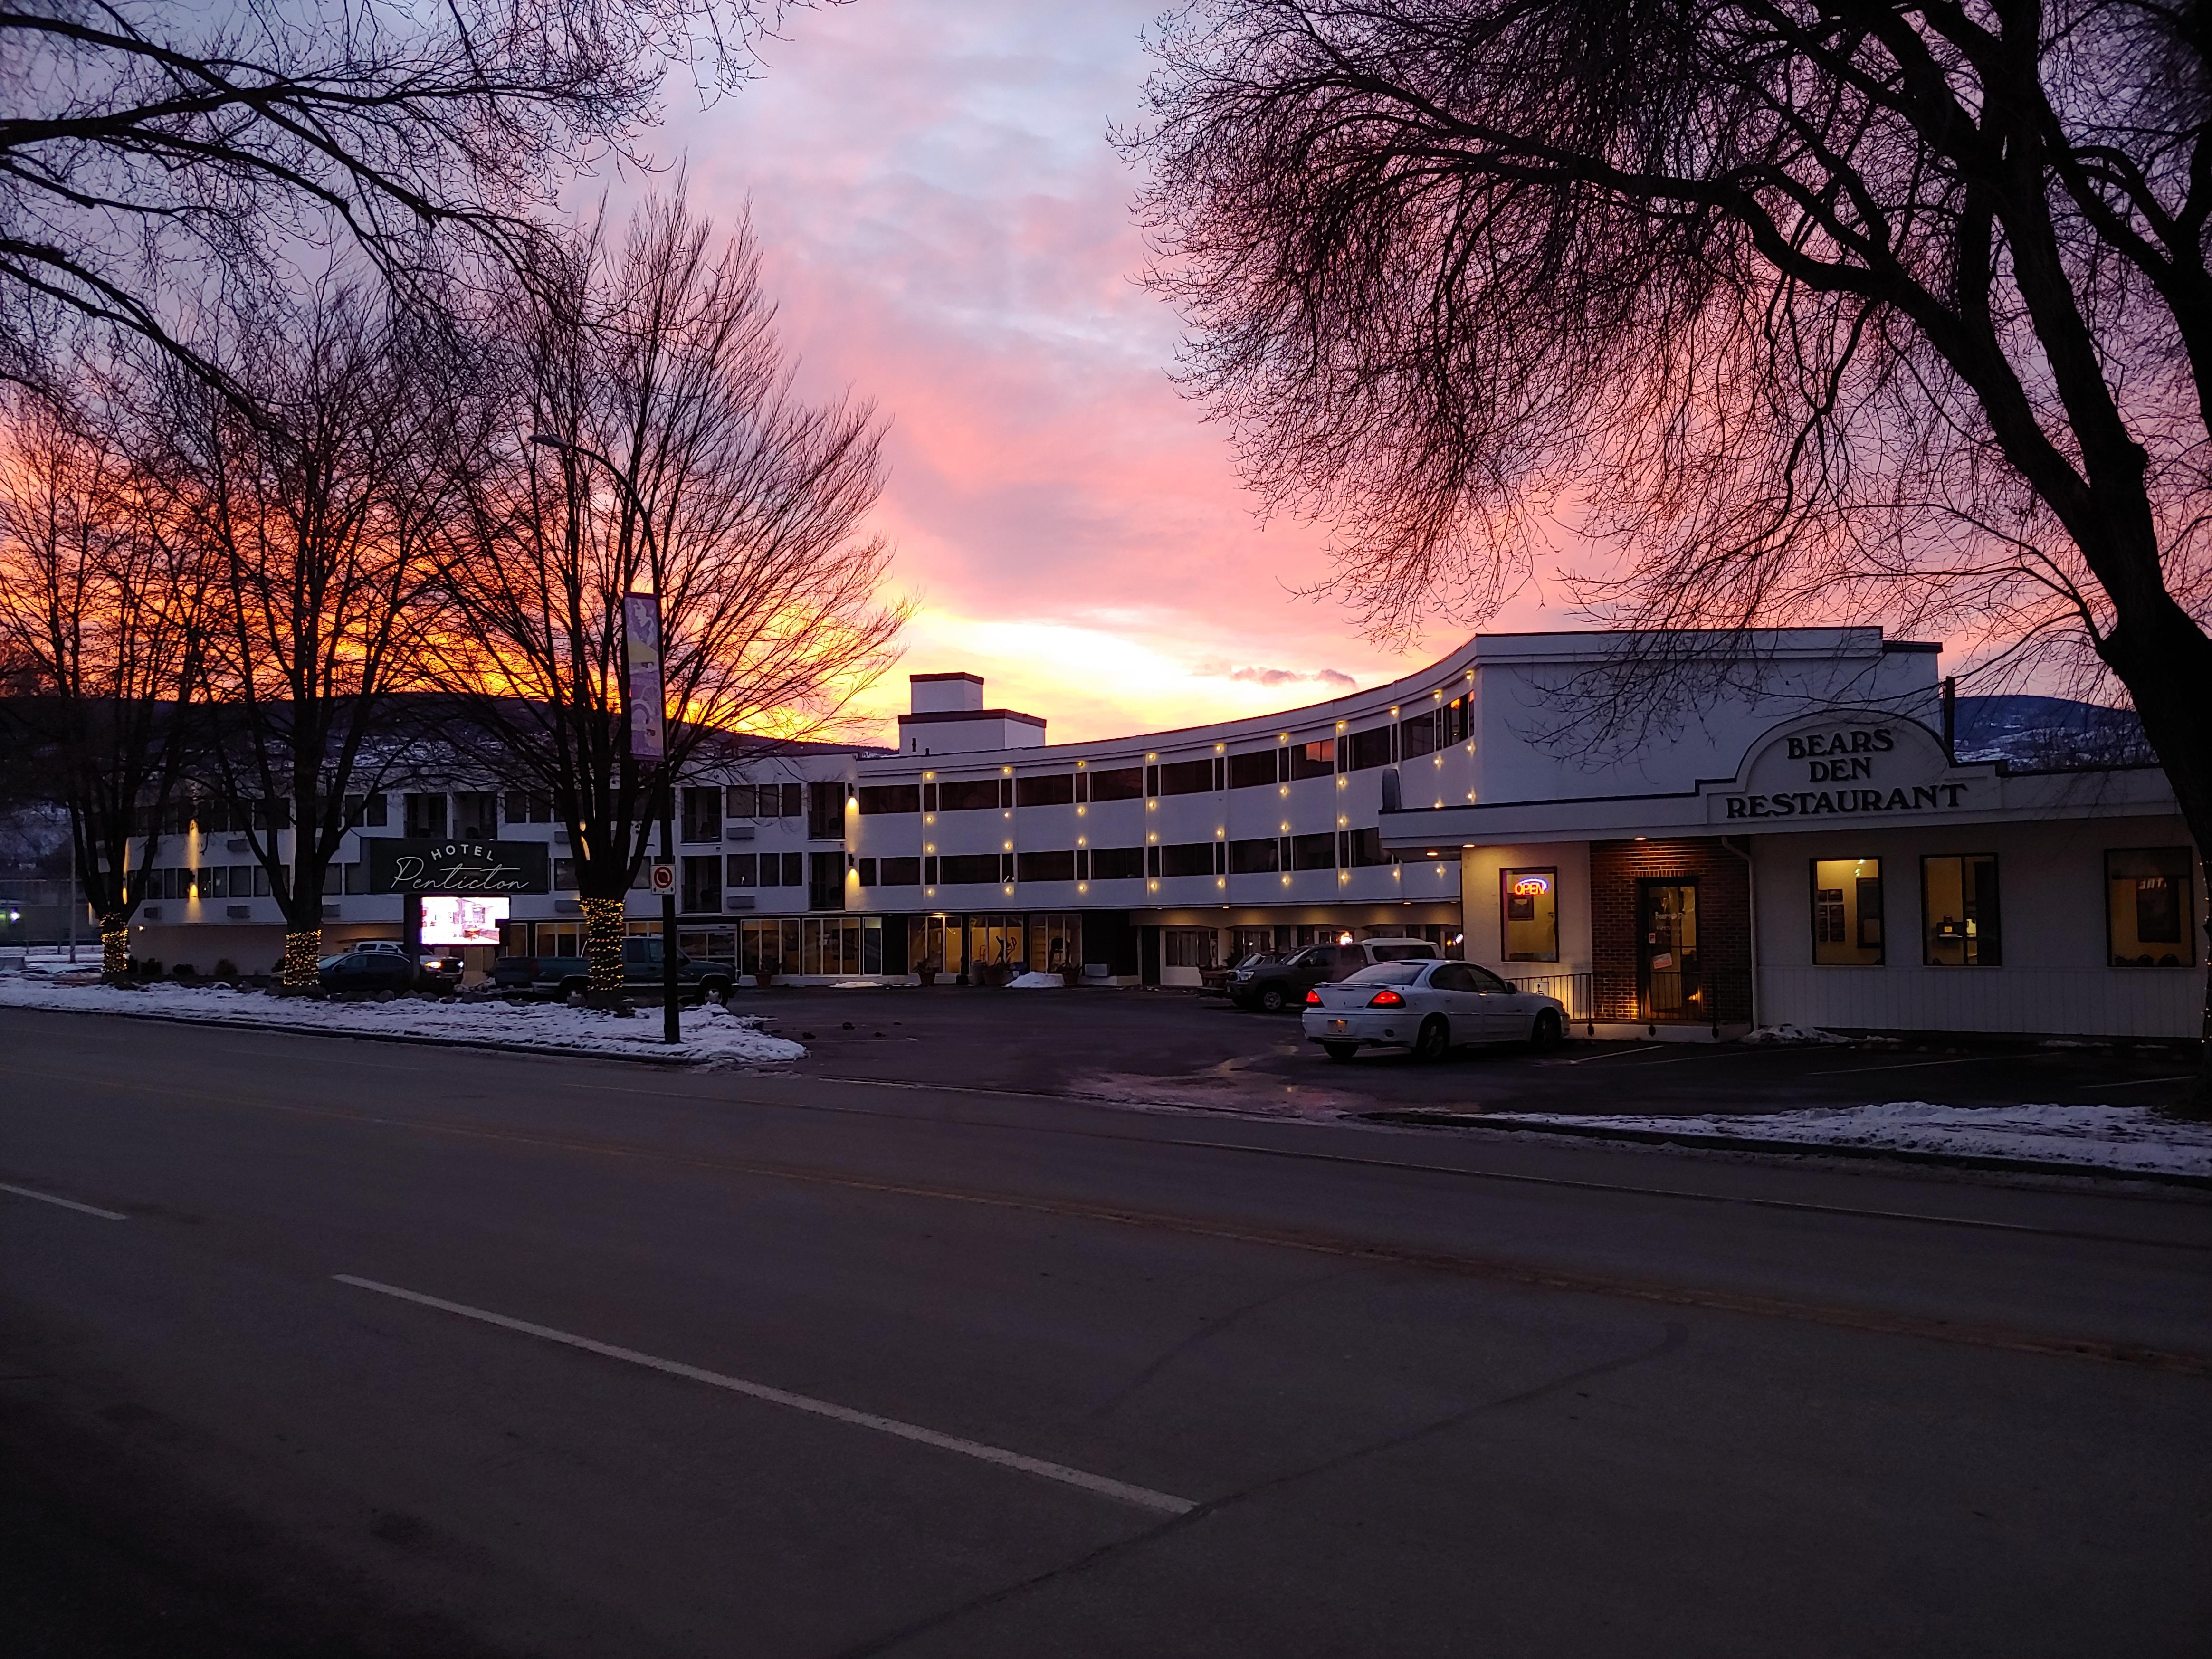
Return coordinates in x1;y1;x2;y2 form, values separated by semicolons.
1510;874;1552;897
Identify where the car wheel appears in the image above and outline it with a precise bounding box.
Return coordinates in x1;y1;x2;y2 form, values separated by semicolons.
1530;1009;1564;1051
1322;1041;1359;1063
558;976;587;999
701;978;730;1004
1412;1016;1451;1063
1259;984;1287;1014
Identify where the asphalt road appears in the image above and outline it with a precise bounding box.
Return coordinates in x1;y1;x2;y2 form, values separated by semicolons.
4;1005;2210;1657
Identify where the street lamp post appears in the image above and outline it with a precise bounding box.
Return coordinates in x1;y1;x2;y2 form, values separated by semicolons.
530;433;682;1044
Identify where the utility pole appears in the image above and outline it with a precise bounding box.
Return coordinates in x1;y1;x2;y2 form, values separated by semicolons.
531;434;683;1043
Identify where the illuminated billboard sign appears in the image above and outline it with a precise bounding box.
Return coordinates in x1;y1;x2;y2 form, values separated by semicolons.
420;894;509;947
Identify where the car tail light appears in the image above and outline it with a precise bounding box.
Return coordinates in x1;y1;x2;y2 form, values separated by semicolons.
1305;988;1321;1005
1366;989;1405;1007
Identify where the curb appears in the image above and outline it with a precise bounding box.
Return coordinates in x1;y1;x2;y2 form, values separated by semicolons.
1361;1111;2212;1192
0;999;802;1068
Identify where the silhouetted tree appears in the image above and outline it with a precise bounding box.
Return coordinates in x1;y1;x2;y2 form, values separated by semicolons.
169;285;452;984
0;372;206;974
1130;0;2212;1079
435;192;904;991
0;0;778;386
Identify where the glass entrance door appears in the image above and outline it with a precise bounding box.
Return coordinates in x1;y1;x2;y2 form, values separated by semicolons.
1638;881;1701;1021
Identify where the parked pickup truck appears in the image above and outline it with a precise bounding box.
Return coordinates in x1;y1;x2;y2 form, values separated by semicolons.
492;937;734;1001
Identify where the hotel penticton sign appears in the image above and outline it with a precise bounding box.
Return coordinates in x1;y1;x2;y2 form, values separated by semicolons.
366;838;551;895
1709;718;1989;824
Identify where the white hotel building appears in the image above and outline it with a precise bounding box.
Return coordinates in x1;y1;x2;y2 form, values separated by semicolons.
126;628;2196;1041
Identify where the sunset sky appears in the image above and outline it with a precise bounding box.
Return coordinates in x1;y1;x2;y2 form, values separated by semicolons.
657;0;1592;744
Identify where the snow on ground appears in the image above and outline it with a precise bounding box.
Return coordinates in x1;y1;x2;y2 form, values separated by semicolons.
1738;1023;1857;1046
1485;1100;2212;1176
0;976;805;1063
1007;971;1064;989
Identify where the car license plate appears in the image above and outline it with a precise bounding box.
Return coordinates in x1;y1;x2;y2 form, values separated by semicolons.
1328;1019;1346;1031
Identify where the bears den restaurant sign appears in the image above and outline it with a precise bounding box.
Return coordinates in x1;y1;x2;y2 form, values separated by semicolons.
1710;720;1988;823
366;838;552;895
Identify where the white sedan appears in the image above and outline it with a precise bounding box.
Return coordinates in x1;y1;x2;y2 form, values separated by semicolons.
1302;960;1567;1062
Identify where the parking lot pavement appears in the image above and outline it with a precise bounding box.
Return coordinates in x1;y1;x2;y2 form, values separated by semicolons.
739;985;2200;1121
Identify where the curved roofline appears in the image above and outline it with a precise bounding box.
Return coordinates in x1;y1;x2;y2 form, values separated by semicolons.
866;625;1915;770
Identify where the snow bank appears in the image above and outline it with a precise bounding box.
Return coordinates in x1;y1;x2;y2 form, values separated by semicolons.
0;977;805;1064
1007;971;1064;989
1485;1100;2212;1176
1738;1023;1855;1046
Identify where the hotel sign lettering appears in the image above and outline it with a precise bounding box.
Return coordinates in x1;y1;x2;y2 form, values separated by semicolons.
365;838;551;895
1710;721;1987;824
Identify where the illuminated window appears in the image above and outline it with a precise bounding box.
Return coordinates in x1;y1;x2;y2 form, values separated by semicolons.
1922;855;2000;966
1501;867;1558;963
2107;847;2194;966
1812;858;1884;965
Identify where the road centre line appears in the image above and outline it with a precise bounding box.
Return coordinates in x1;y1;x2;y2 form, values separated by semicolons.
0;1180;128;1220
2077;1075;2193;1089
333;1275;1194;1517
1806;1054;1992;1077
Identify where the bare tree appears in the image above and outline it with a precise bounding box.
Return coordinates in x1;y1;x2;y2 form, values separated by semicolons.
0;0;780;386
436;191;904;992
1128;0;2212;1064
0;371;206;975
170;283;451;984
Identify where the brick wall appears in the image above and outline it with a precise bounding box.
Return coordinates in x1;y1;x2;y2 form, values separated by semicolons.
1589;839;1754;1026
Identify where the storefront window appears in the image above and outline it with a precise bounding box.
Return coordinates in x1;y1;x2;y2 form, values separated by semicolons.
1922;855;2001;966
2107;848;2195;966
1163;928;1218;969
1812;858;1884;964
1500;868;1558;962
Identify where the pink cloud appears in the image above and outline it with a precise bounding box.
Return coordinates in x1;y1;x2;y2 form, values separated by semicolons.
655;1;1590;741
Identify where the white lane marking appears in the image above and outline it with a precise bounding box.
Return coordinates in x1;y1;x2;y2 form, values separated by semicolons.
1558;1044;1665;1066
1805;1054;1990;1077
2074;1074;2193;1089
333;1275;1194;1517
0;1181;128;1220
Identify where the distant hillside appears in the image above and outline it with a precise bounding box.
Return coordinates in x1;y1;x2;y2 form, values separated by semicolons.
1953;695;2151;769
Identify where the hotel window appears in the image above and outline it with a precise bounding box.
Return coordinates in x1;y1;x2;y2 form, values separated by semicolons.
1016;849;1076;882
682;788;723;844
681;856;722;913
1288;738;1336;780
1347;726;1392;770
725;853;756;888
1014;772;1075;808
858;783;921;815
1400;711;1438;759
403;792;447;838
504;791;554;824
728;782;801;819
1289;831;1337;871
1501;868;1559;962
344;792;388;828
1163;928;1218;969
1088;764;1144;801
1089;845;1144;879
936;778;1002;812
553;857;576;890
453;793;497;838
1922;855;2001;966
807;782;849;839
1344;827;1389;868
878;856;922;886
1228;750;1279;790
1154;757;1217;797
2107;848;2195;966
1228;836;1280;874
1443;695;1470;745
1812;858;1884;964
1155;841;1218;878
937;852;1002;885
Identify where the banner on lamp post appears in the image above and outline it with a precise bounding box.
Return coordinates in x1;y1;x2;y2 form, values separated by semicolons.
624;591;666;760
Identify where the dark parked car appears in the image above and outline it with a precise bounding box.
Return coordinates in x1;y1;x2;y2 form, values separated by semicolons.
316;950;453;995
1227;938;1440;1013
494;937;734;1001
